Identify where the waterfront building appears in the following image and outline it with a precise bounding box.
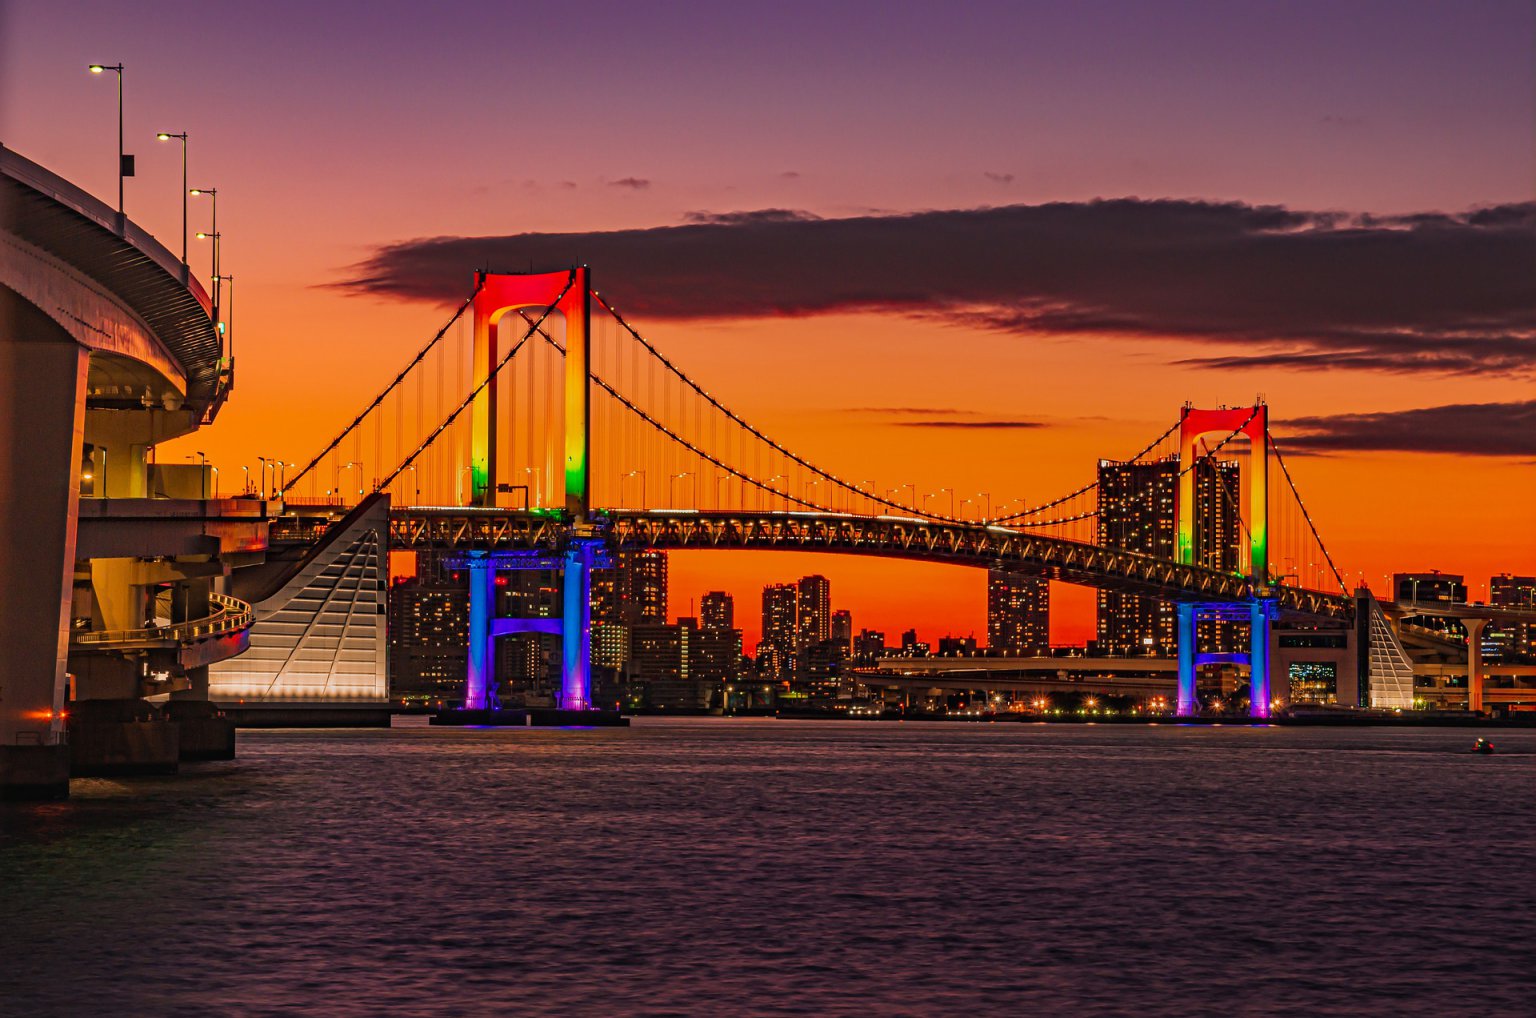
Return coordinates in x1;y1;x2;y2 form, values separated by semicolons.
1489;574;1535;661
388;577;467;703
987;570;1050;655
630;622;701;708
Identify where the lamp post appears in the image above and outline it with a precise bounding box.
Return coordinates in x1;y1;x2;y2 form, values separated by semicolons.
191;451;207;499
241;465;250;494
190;187;219;321
626;470;646;508
213;273;234;361
256;455;270;499
196;230;222;337
670;472;690;507
155;131;188;265
87;63;127;216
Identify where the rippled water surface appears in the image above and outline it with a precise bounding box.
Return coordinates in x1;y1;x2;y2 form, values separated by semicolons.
3;719;1532;1016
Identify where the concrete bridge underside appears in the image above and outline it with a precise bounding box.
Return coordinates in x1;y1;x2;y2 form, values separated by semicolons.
0;146;224;797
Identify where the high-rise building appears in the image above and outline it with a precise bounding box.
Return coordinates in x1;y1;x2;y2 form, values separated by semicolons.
1488;574;1534;661
830;609;853;650
796;575;831;650
1095;456;1240;656
592;549;668;625
700;590;734;630
761;584;798;681
388;577;468;703
987;571;1050;655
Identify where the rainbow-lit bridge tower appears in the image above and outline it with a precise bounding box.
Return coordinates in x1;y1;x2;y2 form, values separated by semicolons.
464;269;600;713
1174;404;1273;718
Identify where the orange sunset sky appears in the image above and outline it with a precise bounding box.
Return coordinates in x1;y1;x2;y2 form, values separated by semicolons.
2;1;1531;650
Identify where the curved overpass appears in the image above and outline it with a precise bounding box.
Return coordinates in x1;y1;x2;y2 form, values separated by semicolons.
387;507;1351;620
1;146;225;793
1;144;224;414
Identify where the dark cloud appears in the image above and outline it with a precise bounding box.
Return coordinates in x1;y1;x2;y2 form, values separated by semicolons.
1279;401;1536;456
608;177;650;190
779;171;801;180
983;171;1015;184
683;209;821;226
895;419;1045;429
334;198;1536;374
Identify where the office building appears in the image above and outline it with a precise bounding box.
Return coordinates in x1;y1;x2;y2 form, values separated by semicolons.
987;571;1050;655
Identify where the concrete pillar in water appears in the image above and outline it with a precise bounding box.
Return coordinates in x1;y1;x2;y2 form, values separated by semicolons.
1465;618;1487;713
560;541;594;711
0;337;87;798
465;552;493;710
1249;601;1272;719
1176;603;1197;717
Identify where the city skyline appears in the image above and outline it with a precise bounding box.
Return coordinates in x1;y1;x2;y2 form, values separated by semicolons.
1;0;1530;646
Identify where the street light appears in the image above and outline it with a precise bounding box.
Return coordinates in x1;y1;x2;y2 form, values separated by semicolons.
190;451;207;499
155;132;188;265
256;455;270;499
191;187;219;322
212;274;234;360
670;471;690;507
626;470;646;508
195;231;222;335
87;63;128;215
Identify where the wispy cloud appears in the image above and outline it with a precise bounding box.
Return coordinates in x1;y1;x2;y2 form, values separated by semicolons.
608;177;650;190
895;419;1044;429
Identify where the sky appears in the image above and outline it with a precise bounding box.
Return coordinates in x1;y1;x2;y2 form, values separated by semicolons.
3;0;1532;649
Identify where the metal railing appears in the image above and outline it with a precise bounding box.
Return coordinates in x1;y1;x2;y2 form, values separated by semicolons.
72;592;253;647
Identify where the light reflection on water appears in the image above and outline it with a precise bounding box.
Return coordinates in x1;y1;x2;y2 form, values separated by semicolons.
2;719;1532;1016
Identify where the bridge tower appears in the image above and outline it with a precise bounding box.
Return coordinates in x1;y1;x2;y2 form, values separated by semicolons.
1174;403;1275;719
466;269;596;712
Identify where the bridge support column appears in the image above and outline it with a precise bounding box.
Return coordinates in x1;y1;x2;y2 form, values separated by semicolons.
1176;603;1197;716
1249;600;1273;719
465;552;493;710
1465;618;1487;713
0;338;87;798
560;540;595;711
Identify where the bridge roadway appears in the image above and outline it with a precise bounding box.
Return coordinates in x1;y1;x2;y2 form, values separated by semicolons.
384;506;1352;620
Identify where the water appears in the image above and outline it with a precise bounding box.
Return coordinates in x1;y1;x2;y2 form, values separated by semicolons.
2;719;1532;1016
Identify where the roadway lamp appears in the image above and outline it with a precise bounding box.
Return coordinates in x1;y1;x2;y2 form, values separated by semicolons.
156;131;188;265
191;188;221;324
87;63;128;214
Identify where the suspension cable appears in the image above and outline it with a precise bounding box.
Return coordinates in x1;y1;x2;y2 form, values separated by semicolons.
374;275;573;494
594;293;962;522
519;312;825;511
990;418;1182;523
1267;429;1350;594
284;280;484;493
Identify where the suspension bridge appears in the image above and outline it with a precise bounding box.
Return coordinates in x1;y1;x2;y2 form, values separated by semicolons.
269;268;1366;721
